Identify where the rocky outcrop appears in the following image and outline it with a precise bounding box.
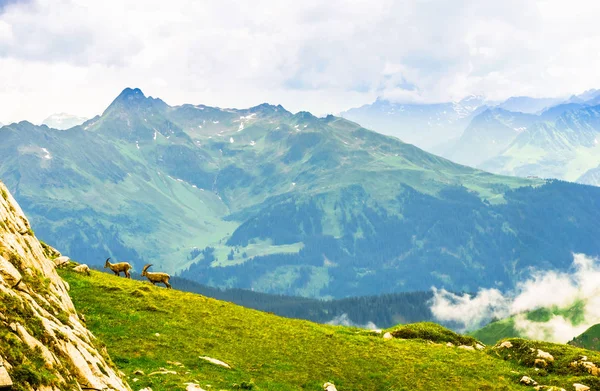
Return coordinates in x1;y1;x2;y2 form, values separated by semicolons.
569;356;600;376
0;181;130;390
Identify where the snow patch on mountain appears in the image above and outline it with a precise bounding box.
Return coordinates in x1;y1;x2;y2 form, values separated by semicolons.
41;147;52;160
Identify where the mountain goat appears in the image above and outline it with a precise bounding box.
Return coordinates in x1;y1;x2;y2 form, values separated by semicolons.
141;264;171;288
104;257;132;278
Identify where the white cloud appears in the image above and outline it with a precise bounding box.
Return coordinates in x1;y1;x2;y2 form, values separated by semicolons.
431;254;600;343
1;0;600;123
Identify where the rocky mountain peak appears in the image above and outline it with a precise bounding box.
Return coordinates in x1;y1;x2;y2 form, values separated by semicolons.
105;87;168;114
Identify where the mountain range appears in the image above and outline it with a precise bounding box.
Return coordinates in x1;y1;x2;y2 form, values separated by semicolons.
2;88;600;299
340;95;488;151
343;90;600;186
481;104;600;185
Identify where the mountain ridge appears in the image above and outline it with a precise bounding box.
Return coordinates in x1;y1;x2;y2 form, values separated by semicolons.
2;88;600;298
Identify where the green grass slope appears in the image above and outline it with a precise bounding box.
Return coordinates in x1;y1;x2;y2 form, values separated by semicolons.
60;269;600;391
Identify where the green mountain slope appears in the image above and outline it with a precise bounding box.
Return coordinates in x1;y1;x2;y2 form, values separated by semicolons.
570;324;600;351
472;301;587;345
444;108;538;167
3;88;600;298
60;268;600;391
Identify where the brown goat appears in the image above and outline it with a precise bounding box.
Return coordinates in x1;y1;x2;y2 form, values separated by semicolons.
104;257;132;278
141;264;171;288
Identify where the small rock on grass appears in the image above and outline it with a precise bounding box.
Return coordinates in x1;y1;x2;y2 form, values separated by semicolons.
185;384;207;391
537;349;554;362
323;382;337;391
199;356;231;369
148;368;177;376
499;341;512;349
520;376;538;386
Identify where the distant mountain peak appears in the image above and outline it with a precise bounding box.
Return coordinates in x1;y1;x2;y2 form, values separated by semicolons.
117;87;146;100
105;87;167;114
247;103;290;116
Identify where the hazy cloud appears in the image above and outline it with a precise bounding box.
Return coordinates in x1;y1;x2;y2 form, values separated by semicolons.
1;0;600;123
431;254;600;343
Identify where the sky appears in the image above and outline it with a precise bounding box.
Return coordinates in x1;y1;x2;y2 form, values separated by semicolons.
1;0;600;124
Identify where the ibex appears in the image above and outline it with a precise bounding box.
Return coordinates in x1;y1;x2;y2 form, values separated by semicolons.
104;257;132;278
141;264;171;288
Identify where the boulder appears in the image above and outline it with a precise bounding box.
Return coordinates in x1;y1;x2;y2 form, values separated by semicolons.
73;264;91;276
323;382;337;391
499;341;513;349
52;256;70;268
383;332;393;340
475;343;485;350
581;361;599;376
537;349;554;362
0;255;22;287
573;384;590;391
446;342;454;347
520;376;538;386
570;359;599;376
